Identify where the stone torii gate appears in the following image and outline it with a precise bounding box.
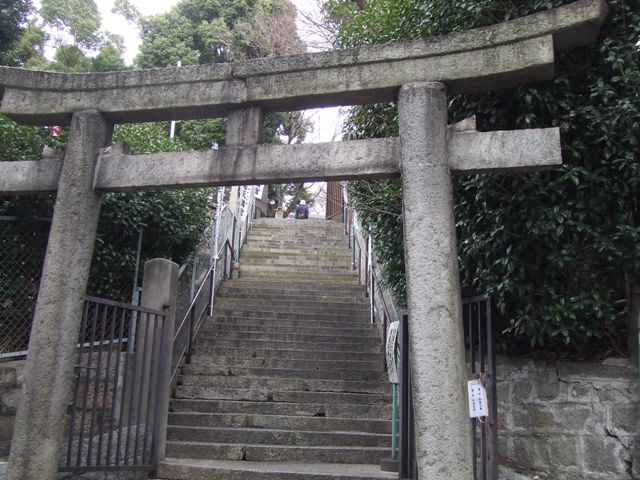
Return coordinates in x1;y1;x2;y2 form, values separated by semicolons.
0;1;606;478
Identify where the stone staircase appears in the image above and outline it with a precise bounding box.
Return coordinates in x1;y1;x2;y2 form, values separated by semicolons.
154;218;395;480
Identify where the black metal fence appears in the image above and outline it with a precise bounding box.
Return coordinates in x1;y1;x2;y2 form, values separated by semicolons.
60;296;169;473
397;297;498;480
463;295;498;480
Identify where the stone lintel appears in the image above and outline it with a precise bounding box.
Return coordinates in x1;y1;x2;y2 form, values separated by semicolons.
0;128;562;196
0;0;607;126
93;138;400;191
448;127;561;174
0;158;63;195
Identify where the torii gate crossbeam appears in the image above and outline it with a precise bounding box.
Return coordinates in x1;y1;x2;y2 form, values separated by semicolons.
0;1;607;479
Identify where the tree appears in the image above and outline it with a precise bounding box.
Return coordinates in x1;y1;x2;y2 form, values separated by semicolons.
135;0;315;213
0;0;34;65
328;0;640;355
0;1;208;303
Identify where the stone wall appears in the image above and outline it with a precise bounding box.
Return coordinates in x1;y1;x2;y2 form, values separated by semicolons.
0;361;23;459
497;356;638;480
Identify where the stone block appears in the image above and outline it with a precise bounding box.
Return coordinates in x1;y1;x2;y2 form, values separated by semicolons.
531;405;557;430
582;436;632;475
0;415;15;457
497;379;510;402
498;410;510;429
531;404;592;433
512;436;550;469
631;437;640;480
0;369;16;389
511;407;531;431
566;383;594;402
536;373;564;401
0;388;20;416
547;437;579;468
596;383;636;403
512;379;533;401
607;403;639;435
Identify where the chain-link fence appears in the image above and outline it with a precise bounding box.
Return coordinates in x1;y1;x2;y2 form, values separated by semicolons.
0;217;50;358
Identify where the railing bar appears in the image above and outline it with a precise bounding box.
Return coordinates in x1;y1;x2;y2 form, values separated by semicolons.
106;307;127;466
84;295;165;316
76;302;99;466
115;309;135;467
151;310;170;466
66;300;90;466
123;311;141;466
174;263;216;342
96;304;118;465
462;294;489;305
486;298;499;480
142;314;160;465
86;303;109;465
468;302;477;480
478;303;485;375
469;303;475;375
133;312;152;464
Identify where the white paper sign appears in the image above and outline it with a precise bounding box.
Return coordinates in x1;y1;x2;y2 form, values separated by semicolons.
385;321;400;384
467;379;489;418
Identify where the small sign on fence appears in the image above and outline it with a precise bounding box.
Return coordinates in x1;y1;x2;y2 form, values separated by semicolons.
386;321;400;384
467;379;489;418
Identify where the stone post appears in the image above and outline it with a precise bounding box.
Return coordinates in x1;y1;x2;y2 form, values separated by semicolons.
226;107;264;146
139;258;179;463
7;111;112;480
398;82;473;479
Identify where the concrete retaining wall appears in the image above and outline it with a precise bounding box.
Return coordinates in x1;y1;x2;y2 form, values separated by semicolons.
497;356;638;480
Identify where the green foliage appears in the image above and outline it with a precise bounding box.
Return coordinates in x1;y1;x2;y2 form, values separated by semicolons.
90;40;127;72
330;0;640;355
0;0;32;63
40;0;101;49
89;122;213;301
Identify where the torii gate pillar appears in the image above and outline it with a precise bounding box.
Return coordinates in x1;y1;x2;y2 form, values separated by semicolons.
7;111;112;480
399;82;472;479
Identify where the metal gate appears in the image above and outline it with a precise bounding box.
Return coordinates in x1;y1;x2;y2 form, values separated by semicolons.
60;296;169;473
398;296;498;480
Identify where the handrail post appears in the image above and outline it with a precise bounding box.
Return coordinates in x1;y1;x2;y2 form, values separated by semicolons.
187;307;195;364
140;258;178;467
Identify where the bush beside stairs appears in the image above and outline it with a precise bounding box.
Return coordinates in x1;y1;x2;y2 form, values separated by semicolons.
152;218;396;480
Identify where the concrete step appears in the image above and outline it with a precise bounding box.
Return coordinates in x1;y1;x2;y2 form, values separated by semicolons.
194;339;383;354
241;247;350;256
203;322;377;337
186;355;384;372
208;317;376;332
240;265;356;275
165;442;389;464
182;364;387;381
212;309;369;323
217;290;368;304
221;277;364;290
213;299;369;316
240;260;352;270
154;458;397;480
168;412;391;434
199;331;380;345
167;425;390;447
169;399;391;420
178;375;390;395
187;348;383;364
174;386;391;405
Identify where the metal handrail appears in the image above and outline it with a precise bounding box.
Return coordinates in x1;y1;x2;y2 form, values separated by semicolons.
170;261;216;384
169;187;255;386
